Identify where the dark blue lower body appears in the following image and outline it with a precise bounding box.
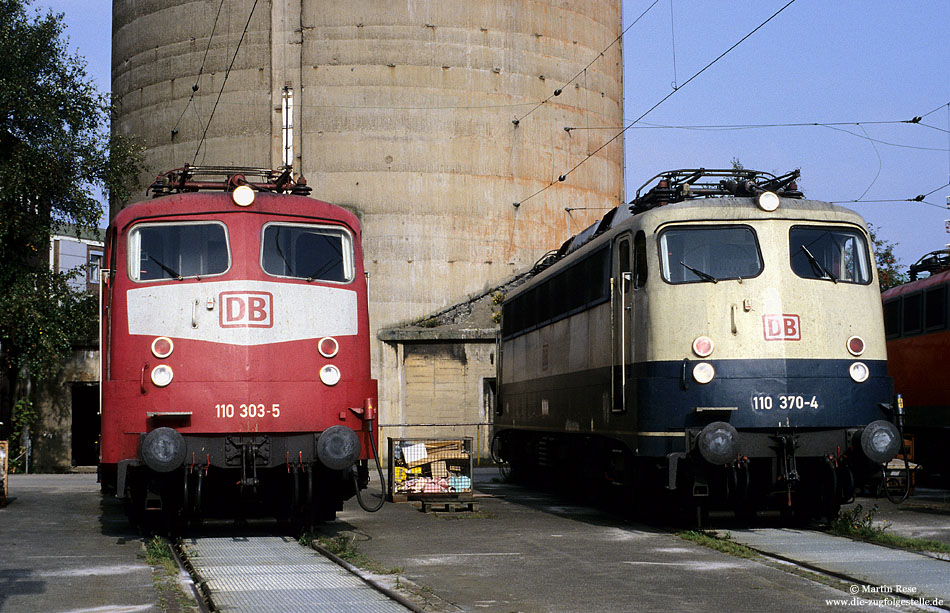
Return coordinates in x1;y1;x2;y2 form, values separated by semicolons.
495;358;896;510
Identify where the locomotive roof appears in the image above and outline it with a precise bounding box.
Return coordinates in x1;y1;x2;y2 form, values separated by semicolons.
882;249;950;298
111;165;359;232
514;193;870;297
111;187;360;233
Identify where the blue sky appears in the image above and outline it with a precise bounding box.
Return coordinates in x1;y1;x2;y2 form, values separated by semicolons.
32;0;950;272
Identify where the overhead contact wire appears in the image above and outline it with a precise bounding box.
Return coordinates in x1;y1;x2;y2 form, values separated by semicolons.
171;0;226;139
194;0;260;164
517;0;799;207
513;0;661;126
832;182;950;209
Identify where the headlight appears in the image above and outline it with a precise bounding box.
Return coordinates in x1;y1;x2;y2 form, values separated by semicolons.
847;336;865;356
318;336;339;358
151;364;174;387
757;191;780;212
151;336;174;359
849;362;869;383
692;336;714;358
696;421;739;465
232;185;255;206
692;362;715;384
319;364;341;386
859;420;901;464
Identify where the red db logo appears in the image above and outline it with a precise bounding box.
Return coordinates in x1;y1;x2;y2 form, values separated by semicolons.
763;314;800;341
220;292;273;328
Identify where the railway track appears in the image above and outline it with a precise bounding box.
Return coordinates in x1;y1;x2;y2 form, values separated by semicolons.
174;534;418;612
163;476;950;612
720;527;950;610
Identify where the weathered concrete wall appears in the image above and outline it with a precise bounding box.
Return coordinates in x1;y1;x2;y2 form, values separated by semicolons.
379;340;495;464
112;0;623;426
32;350;99;472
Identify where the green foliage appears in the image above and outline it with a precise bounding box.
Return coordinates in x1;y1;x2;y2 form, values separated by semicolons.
313;534;403;574
144;535;174;566
0;268;98;382
677;530;760;559
831;504;950;554
8;397;37;472
831;503;885;539
0;0;142;389
867;224;907;291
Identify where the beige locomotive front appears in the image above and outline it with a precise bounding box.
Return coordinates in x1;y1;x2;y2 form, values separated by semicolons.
499;196;894;470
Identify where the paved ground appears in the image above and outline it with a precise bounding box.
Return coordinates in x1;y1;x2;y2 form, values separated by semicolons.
853;487;950;547
322;468;943;612
0;474;173;613
2;470;947;613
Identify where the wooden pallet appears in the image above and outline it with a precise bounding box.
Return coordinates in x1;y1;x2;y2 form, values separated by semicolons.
421;500;479;513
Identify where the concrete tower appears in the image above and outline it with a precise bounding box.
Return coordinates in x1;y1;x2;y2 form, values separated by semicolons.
112;0;624;387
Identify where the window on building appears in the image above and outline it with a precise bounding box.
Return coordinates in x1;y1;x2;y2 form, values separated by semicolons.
87;250;103;285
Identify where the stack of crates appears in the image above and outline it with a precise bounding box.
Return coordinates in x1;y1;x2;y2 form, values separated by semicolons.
389;438;473;504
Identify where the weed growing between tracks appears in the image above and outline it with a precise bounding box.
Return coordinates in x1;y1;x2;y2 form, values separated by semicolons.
142;536;199;613
831;504;950;555
677;530;760;559
678;530;871;597
303;533;404;575
145;535;177;572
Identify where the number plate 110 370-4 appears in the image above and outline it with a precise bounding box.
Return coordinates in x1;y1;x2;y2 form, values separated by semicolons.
751;395;818;411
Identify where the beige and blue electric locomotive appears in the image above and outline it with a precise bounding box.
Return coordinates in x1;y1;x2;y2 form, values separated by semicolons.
492;169;902;519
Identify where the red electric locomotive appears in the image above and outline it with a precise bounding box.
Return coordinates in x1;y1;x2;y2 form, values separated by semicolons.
881;249;950;485
99;166;381;526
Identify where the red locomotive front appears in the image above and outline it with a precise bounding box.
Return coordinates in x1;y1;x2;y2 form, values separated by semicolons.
99;167;380;526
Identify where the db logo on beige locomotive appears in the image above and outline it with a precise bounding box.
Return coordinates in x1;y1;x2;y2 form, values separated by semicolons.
762;313;801;341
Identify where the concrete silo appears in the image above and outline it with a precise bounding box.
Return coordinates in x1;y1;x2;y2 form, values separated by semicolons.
112;0;624;421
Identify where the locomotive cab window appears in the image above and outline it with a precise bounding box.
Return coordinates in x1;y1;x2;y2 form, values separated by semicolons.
128;222;230;281
789;226;871;284
659;225;762;284
883;299;901;338
262;223;354;283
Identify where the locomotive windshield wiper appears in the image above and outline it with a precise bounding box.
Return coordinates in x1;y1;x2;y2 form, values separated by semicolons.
149;255;182;280
680;261;718;283
800;245;838;283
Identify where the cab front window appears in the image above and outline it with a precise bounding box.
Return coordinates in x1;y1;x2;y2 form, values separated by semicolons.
261;223;354;282
659;225;763;284
789;226;871;284
128;222;230;281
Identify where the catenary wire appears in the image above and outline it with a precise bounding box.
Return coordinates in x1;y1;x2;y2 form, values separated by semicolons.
171;0;226;139
193;0;260;164
513;0;661;125
515;0;799;207
831;182;950;210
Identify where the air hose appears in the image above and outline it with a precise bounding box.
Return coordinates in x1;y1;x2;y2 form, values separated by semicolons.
353;418;386;512
884;394;910;504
